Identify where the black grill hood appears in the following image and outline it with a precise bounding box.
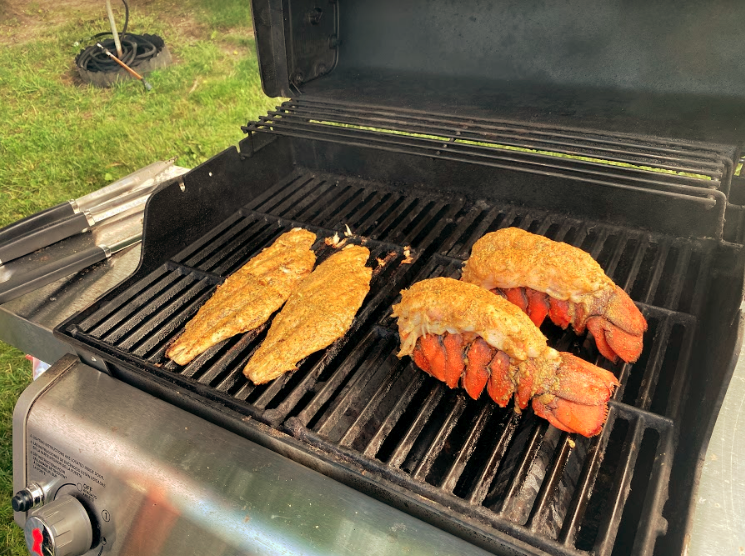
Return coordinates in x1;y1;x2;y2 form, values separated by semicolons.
251;0;745;144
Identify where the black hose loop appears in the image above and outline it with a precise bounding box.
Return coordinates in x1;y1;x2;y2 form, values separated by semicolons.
74;0;164;75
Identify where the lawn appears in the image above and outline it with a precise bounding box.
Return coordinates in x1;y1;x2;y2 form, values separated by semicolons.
0;0;279;552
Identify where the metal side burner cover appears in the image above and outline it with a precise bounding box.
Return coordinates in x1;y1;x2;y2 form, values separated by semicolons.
12;355;490;556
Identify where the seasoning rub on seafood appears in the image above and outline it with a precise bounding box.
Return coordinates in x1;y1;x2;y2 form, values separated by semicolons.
166;228;317;365
462;228;647;364
392;277;619;437
244;244;372;384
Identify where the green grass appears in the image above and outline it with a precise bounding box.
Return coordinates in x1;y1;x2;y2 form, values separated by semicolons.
0;0;278;227
0;348;30;556
0;0;280;551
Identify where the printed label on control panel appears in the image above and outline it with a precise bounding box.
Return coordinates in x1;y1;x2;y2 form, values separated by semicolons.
29;434;106;497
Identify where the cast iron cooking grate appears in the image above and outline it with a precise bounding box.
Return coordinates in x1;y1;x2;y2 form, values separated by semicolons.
285;253;691;555
63;171;464;426
61;170;707;555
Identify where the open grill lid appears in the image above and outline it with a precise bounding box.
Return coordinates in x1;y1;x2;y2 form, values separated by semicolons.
251;0;745;144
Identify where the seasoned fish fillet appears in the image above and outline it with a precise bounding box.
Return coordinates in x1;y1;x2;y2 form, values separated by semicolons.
244;244;372;384
166;228;317;365
392;277;548;362
461;227;614;302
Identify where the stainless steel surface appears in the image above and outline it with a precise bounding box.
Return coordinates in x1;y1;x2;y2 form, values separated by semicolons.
74;160;174;212
102;234;141;255
13;354;79;525
15;358;492;556
88;165;189;226
90;206;143;248
87;182;158;224
25;495;94;556
687;324;745;556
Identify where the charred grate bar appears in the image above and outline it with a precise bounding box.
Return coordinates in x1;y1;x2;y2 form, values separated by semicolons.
59;170;699;556
285;403;673;556
233;170;464;249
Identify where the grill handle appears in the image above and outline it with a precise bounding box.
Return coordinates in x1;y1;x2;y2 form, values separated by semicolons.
0;212;91;266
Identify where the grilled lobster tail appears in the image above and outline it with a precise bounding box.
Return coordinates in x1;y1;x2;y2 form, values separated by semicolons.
461;228;648;364
393;278;619;437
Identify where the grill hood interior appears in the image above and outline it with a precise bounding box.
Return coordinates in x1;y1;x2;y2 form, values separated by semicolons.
252;0;745;143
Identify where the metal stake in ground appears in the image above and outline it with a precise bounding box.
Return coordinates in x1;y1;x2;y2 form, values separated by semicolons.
96;43;153;91
104;0;123;58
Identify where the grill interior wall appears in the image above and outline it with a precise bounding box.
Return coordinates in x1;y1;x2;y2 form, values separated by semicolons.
60;143;744;556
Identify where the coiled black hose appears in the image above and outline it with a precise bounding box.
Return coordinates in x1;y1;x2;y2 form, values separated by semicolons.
75;0;163;74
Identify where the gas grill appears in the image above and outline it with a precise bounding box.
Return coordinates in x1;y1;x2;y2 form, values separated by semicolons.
9;1;745;555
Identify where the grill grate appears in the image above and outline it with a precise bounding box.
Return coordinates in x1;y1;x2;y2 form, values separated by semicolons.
284;252;688;555
68;175;464;426
62;170;704;555
437;203;713;316
246;100;735;238
286;402;672;556
251;100;734;188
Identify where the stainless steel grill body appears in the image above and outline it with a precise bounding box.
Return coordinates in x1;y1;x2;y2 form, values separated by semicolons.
14;355;490;556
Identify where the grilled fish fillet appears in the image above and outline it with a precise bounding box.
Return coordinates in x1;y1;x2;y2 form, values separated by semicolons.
244;244;372;384
166;228;317;365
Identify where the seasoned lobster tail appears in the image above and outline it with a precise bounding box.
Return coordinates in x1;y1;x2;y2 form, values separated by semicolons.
531;353;618;437
461;228;648;364
585;286;647;364
393;278;619;438
410;332;618;437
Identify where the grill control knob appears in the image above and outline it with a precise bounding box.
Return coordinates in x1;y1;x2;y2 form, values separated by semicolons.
24;495;93;556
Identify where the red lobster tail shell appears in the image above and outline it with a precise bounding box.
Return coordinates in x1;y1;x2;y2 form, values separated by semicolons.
410;334;618;437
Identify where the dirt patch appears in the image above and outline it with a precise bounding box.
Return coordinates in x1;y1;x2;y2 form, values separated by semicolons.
0;0;216;46
0;0;102;44
166;14;208;42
